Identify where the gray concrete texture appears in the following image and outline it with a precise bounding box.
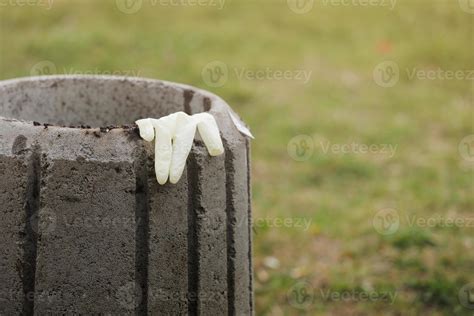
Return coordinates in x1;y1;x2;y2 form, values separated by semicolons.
0;76;253;315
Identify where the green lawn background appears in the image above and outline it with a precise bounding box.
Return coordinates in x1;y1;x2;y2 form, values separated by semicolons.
1;1;473;314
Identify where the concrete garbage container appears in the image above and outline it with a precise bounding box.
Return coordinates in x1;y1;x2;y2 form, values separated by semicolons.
0;76;253;315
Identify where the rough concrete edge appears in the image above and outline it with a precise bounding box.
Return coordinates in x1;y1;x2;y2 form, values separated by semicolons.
246;138;254;315
0;75;253;139
0;120;139;163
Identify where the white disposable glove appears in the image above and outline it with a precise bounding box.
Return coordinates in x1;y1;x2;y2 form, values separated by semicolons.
136;112;224;185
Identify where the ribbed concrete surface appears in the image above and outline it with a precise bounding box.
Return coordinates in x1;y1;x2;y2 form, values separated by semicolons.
0;76;253;315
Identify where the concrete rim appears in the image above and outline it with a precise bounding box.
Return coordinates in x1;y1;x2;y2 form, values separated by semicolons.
0;75;244;133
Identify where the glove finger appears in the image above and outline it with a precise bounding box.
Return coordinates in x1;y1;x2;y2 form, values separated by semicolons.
154;124;173;185
135;118;155;142
169;122;197;184
195;113;224;156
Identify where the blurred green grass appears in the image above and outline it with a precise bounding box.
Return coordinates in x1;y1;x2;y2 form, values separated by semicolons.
1;0;473;314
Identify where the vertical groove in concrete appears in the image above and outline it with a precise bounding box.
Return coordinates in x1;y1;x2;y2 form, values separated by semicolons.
222;138;251;316
224;141;236;316
183;90;195;115
187;150;200;315
22;145;40;316
135;149;149;316
246;139;254;315
191;141;228;315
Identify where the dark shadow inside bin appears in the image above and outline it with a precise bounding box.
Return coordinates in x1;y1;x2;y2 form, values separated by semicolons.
0;76;197;128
